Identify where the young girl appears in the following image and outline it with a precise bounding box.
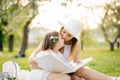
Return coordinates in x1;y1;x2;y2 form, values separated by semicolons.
29;17;119;80
29;31;71;80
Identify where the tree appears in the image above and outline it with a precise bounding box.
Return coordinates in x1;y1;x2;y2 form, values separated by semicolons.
15;0;39;57
0;23;4;51
0;0;9;51
100;0;120;51
0;0;25;52
6;0;19;52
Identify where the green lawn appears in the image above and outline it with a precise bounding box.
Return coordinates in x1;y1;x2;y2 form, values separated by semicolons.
0;47;120;76
81;47;120;76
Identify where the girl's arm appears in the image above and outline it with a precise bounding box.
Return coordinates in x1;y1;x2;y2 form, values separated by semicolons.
29;42;43;59
28;42;43;69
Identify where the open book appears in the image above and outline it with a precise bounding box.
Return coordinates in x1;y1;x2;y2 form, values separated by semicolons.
34;52;93;73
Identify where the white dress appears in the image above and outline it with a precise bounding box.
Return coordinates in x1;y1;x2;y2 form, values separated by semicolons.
29;69;49;80
29;49;65;80
63;45;71;59
29;51;50;80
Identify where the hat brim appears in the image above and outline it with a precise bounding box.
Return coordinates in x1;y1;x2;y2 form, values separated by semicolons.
58;21;80;41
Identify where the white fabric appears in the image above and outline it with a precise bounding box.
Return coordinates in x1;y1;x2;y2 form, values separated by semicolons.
29;69;49;80
2;61;20;77
63;45;71;59
111;76;120;80
17;70;30;80
2;61;30;80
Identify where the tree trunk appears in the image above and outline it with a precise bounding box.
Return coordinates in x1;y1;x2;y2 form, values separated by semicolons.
0;42;3;51
8;34;14;52
21;22;29;52
110;42;114;51
15;20;30;58
117;27;120;49
81;39;84;51
0;31;3;51
81;31;84;50
117;42;119;48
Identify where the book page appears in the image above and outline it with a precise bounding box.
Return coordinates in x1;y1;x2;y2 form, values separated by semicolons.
35;52;75;73
73;57;93;71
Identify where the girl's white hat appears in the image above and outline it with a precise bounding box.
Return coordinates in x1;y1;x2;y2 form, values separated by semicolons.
58;17;82;40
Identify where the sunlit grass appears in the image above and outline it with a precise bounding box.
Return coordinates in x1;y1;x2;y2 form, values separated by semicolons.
81;47;120;76
0;47;120;76
0;47;33;71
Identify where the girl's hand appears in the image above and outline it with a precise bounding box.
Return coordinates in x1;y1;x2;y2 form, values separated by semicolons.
28;58;40;70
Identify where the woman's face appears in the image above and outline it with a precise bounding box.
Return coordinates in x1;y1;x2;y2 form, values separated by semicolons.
61;28;74;42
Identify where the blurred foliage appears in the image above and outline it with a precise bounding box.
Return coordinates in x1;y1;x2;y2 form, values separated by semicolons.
103;0;120;40
0;0;40;51
0;0;120;51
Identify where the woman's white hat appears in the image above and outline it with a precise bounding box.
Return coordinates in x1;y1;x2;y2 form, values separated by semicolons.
58;17;82;40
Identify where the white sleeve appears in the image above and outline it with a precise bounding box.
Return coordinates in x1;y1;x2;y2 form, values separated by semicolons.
35;51;47;58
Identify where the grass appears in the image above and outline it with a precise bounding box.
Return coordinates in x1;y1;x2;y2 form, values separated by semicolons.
0;47;120;76
81;47;120;76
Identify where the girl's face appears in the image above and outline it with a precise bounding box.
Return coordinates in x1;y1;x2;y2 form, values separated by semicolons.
56;34;64;48
61;28;74;42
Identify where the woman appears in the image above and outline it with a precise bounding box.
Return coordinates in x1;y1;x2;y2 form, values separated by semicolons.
29;31;71;80
29;17;118;80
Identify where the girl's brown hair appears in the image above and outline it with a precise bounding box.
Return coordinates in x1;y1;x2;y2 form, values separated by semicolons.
41;31;59;50
60;27;78;61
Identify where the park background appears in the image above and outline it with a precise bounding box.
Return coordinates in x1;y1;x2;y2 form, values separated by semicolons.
0;0;120;77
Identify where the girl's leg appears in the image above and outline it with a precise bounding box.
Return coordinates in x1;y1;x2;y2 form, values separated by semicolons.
74;66;112;80
47;72;71;80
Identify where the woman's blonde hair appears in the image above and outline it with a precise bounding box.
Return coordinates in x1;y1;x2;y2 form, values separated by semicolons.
60;27;78;61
